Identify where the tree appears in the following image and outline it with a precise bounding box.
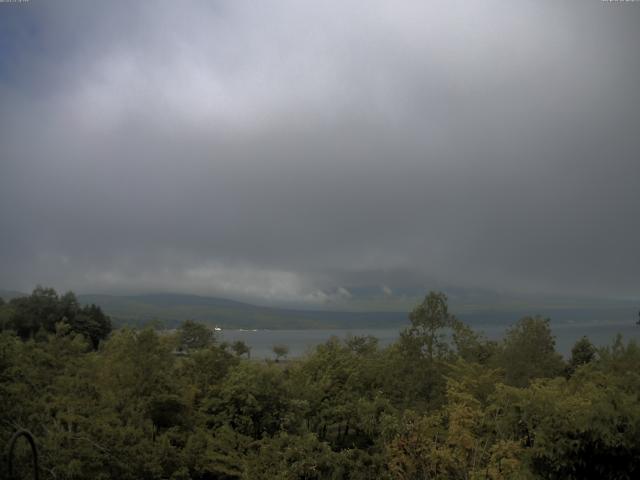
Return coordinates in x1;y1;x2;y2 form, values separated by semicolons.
179;426;246;479
69;304;112;349
244;433;338;479
389;292;460;409
451;319;497;364
177;344;238;400
497;316;565;387
4;286;639;479
4;287;111;348
8;286;61;339
231;340;251;359
568;336;597;374
273;344;289;362
179;320;215;351
404;291;454;360
494;370;640;479
203;362;302;438
345;334;379;355
388;361;525;480
0;301;13;332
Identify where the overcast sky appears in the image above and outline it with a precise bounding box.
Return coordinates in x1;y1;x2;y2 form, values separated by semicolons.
1;0;639;306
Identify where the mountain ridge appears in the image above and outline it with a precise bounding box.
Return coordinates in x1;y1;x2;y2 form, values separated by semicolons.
2;290;637;330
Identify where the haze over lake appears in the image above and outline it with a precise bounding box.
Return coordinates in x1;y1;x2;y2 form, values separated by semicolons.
221;323;640;359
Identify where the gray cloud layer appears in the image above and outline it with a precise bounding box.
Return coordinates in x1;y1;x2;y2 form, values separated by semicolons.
1;0;639;304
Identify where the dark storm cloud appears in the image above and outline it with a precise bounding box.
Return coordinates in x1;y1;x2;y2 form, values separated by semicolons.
1;0;639;304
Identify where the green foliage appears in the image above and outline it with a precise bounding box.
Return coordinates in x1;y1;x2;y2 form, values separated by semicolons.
390;292;473;410
1;290;639;479
345;334;379;355
177;343;238;401
387;360;527;480
405;291;453;360
69;303;113;349
567;335;597;375
0;300;14;331
451;320;498;365
496;316;565;387
244;433;338;479
178;319;215;351
493;369;640;479
204;362;303;438
272;344;290;362
1;286;111;348
231;340;251;358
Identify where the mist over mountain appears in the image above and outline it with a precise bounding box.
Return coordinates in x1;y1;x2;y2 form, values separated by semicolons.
73;290;640;329
4;285;637;330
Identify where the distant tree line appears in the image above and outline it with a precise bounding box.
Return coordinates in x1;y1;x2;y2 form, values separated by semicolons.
0;290;638;479
0;286;112;348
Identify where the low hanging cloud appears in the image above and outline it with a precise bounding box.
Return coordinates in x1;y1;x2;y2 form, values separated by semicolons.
1;0;639;303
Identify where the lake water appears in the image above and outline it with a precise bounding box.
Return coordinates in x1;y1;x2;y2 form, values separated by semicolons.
220;322;640;359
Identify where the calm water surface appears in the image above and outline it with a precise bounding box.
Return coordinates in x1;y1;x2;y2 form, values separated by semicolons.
220;322;640;359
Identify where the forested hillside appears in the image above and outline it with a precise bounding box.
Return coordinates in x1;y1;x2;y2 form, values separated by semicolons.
3;289;635;331
1;291;639;479
75;293;410;330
